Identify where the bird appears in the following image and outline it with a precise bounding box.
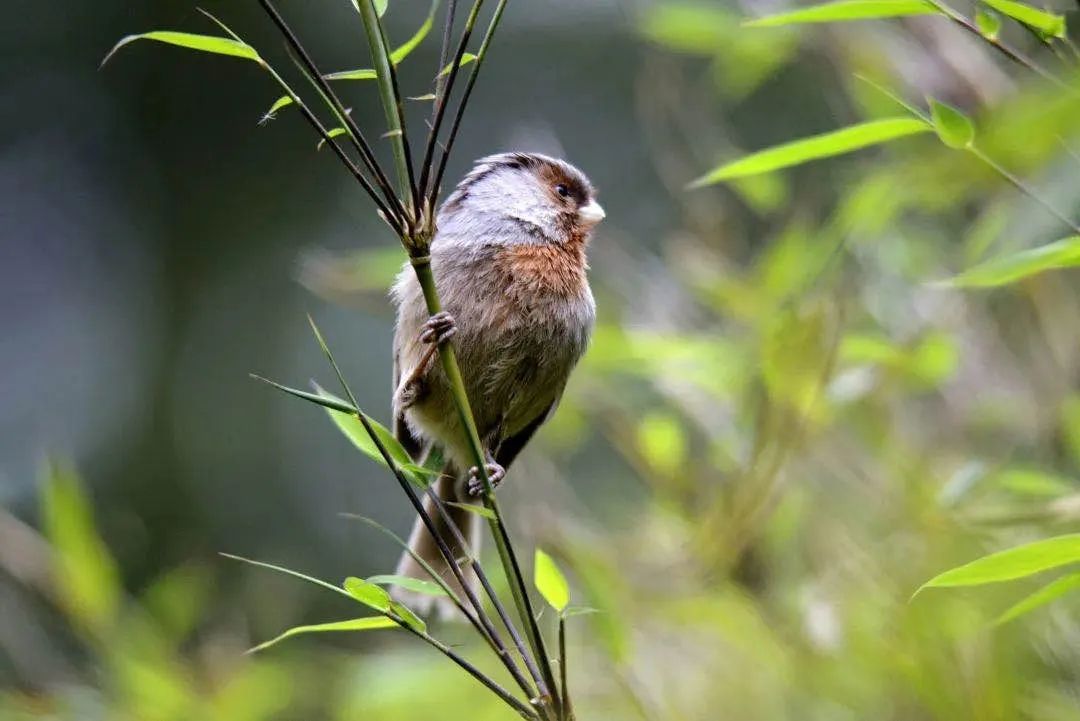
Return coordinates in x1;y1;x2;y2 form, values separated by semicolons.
389;152;604;618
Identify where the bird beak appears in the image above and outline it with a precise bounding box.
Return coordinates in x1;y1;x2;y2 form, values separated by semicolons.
577;200;606;227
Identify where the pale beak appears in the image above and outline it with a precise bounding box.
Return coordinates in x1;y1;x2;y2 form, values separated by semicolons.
577;199;606;227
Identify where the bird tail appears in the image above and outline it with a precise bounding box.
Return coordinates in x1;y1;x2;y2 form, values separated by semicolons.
392;466;481;620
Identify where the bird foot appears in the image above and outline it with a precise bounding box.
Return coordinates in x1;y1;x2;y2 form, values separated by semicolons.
420;311;457;345
466;461;505;497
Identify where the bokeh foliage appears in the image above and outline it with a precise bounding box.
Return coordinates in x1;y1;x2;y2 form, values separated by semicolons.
5;0;1080;719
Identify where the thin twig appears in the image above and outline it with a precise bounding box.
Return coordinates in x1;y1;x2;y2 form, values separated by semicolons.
356;0;420;220
260;64;401;233
418;0;487;205
968;146;1080;235
926;0;1071;90
304;318;539;703
258;0;407;224
428;0;511;211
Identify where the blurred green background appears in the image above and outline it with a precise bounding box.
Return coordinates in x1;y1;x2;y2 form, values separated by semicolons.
4;0;1080;719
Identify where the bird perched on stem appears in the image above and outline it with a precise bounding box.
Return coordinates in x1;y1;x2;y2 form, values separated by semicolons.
391;152;604;617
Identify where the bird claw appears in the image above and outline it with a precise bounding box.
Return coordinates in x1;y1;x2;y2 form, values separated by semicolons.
466;462;505;497
420;311;457;345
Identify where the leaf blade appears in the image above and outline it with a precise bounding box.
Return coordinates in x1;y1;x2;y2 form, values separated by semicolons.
745;0;939;28
366;574;449;597
980;0;1066;38
102;31;261;67
942;236;1080;288
689;117;931;186
534;549;571;613
929;98;975;149
248;617;398;654
916;534;1080;595
995;572;1080;625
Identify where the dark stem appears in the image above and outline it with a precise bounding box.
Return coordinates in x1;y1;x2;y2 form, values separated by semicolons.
428;0;510;212
433;0;460;124
927;0;1070;89
417;0;486;204
409;256;561;711
259;63;400;232
258;0;407;223
303;315;537;702
424;484;550;698
398;622;539;720
559;617;572;721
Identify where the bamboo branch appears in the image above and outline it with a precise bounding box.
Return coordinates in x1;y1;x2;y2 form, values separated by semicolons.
357;0;421;220
258;0;407;223
428;0;510;212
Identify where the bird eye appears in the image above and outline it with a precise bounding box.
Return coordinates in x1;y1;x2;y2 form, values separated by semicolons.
555;184;570;198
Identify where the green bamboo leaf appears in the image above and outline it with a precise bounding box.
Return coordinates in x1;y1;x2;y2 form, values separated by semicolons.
324;68;378;82
260;95;294;124
437;53;478;77
316;127;348;150
744;0;938;28
390;601;427;633
534;549;570;613
351;0;390;17
41;462;122;635
444;501;497;520
221;553;355;601
248;616;398;653
689;117;931;186
915;534;1080;596
325;0;437;81
562;606;602;618
942;236;1080;288
311;383;432;487
929;98;975;149
102;31;261;67
251;374;357;414
367;575;448;597
975;8;1002;39
996;573;1080;625
343;576;393;613
980;0;1066;38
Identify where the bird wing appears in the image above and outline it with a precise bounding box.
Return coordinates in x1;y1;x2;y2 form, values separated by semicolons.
494;397;559;471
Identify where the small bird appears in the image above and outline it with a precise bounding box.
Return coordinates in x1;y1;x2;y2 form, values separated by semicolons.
390;152;604;617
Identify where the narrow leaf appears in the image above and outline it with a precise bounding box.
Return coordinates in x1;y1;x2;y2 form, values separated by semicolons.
980;0;1066;38
388;0;438;63
942;236;1080;288
343;576;393;613
690;117;931;186
975;8;1002;39
534;549;571;613
316;127;348;150
437;53;478;77
339;514;464;608
221;553;355;601
324;68;378;82
260;95;294;125
916;534;1080;595
390;601;427;633
744;0;939;28
563;606;602;618
444;501;497;520
996;573;1080;625
251;374;357;414
248;617;397;653
929;98;974;149
102;31;261;67
351;0;390;18
325;0;438;81
367;575;449;597
312;383;431;486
